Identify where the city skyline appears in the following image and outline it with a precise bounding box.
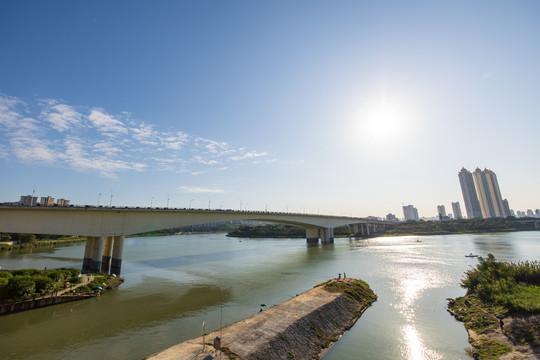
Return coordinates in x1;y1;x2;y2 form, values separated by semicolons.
2;1;540;218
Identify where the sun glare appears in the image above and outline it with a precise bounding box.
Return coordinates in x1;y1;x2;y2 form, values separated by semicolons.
352;90;414;150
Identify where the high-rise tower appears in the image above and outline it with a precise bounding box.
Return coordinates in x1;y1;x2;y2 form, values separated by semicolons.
452;202;463;219
458;168;483;219
473;168;507;218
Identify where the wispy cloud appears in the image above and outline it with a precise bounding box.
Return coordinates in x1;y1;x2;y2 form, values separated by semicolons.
40;100;83;132
0;93;271;177
230;151;268;161
88;109;128;135
178;186;225;193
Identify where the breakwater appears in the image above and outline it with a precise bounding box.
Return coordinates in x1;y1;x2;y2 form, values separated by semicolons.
147;278;376;360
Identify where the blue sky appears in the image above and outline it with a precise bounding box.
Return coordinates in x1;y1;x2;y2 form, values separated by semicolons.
1;1;540;218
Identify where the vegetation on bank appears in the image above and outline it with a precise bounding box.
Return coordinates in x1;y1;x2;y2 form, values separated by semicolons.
227;224;352;238
134;223;239;237
315;278;377;305
384;218;538;236
0;233;86;252
0;268;117;304
461;254;540;314
0;268;83;302
448;254;540;359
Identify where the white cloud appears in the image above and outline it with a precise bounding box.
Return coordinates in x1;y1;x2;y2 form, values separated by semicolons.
230;151;268;161
193;155;218;165
160;131;189;150
0;96;24;129
0;93;272;178
93;141;123;155
88;109;127;135
178;186;225;193
41;101;83;132
64;136;146;178
11;136;57;163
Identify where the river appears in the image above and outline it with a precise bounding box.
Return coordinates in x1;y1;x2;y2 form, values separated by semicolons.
1;231;539;360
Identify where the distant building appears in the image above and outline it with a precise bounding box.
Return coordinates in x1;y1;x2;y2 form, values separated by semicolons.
536;209;540;218
19;195;38;206
402;205;419;221
458;168;483;219
517;211;526;218
437;205;446;219
502;199;511;218
40;196;55;206
56;198;70;207
452;202;463;219
386;213;397;222
527;209;535;218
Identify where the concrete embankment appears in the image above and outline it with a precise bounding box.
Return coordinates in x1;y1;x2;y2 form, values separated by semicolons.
147;278;376;360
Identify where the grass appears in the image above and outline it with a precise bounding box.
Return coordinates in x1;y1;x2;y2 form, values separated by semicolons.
320;279;377;304
495;285;540;314
448;296;501;333
473;339;512;359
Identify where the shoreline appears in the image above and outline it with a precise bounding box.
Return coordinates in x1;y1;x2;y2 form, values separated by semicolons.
448;296;540;359
0;274;124;316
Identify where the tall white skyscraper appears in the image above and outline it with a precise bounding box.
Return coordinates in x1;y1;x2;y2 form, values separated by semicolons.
437;205;446;219
473;168;508;218
452;202;463;219
458;168;482;219
402;205;419;221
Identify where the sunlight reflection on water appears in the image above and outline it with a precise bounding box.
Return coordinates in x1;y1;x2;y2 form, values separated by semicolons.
402;324;443;360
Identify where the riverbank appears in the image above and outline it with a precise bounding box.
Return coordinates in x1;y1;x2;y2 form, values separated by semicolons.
448;296;540;359
147;278;376;360
0;237;86;252
447;254;540;359
0;271;124;316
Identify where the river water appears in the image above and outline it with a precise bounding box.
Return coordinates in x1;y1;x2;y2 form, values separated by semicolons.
1;232;539;360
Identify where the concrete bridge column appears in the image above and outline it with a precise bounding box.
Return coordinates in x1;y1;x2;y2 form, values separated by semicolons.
327;228;334;243
111;235;125;275
366;223;370;235
89;236;105;274
320;228;334;244
352;224;359;239
305;227;320;243
360;224;365;235
101;236;114;273
82;237;95;273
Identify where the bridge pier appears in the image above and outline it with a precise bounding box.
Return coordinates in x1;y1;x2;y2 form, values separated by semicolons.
305;227;320;243
320;228;334;244
101;236;114;273
110;235;125;275
82;237;94;273
89;236;105;274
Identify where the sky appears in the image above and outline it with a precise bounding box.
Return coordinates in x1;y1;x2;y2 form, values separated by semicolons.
1;1;540;219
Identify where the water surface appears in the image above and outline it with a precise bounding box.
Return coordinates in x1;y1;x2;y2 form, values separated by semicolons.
1;232;538;359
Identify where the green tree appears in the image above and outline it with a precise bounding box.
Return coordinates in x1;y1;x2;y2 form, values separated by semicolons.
18;234;36;244
34;276;55;295
7;276;36;300
0;233;11;241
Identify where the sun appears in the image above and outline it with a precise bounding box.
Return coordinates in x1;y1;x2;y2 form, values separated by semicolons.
355;93;410;148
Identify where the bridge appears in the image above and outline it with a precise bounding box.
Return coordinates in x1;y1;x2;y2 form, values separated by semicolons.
0;205;390;276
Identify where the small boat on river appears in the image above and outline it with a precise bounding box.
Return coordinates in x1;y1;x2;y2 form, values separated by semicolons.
465;253;479;257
